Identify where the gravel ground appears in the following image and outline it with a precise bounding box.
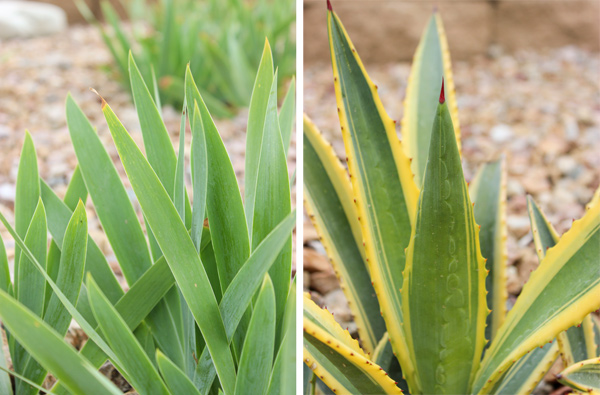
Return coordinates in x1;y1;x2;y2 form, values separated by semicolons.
303;47;599;392
0;24;296;285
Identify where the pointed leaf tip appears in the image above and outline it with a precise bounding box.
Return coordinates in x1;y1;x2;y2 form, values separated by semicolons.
439;78;445;104
327;0;332;11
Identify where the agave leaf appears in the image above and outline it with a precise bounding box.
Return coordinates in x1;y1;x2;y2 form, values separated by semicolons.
558;315;598;369
303;308;402;395
527;196;560;261
473;201;600;394
371;333;411;394
245;39;274;240
488;341;559;395
101;99;237;394
19;202;88;395
304;294;366;358
156;351;202;395
252;70;293;335
279;77;296;156
40;181;123;304
14;131;40;299
527;198;598;368
193;212;296;394
0;234;9;294
557;357;600;393
402;91;487;395
88;275;170;395
0;289;122;395
303;115;385;354
470;157;507;343
235;277;276;395
594;316;600;357
66;94;152;286
327;6;419;383
13;199;47;375
402;12;461;187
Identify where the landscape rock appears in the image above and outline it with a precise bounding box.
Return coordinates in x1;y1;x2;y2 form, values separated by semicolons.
0;1;66;39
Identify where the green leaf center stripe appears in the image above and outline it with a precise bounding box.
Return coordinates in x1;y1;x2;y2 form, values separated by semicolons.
329;7;410;332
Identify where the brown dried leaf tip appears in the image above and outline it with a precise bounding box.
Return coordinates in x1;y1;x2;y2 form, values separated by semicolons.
89;88;107;109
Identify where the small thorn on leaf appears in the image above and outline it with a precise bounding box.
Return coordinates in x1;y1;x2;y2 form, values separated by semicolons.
327;0;333;11
439;78;445;104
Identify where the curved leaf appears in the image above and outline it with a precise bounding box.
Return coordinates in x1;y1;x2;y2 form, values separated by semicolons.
0;289;121;395
557;357;600;393
473;201;600;394
303;308;402;395
489;342;559;395
303;115;385;354
327;7;419;386
156;351;201;395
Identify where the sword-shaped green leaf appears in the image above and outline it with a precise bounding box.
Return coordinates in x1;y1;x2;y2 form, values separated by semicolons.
13;199;47;375
252;70;292;335
402;88;487;395
303;296;402;395
473;201;600;394
101;98;237;394
19;202;88;395
470;157;507;343
402;12;461;187
0;289;122;395
303;115;385;354
14;131;40;298
192;212;296;394
235;277;276;395
488;341;559;395
279;77;295;157
156;351;202;395
327;5;420;384
87;275;170;395
557;357;600;393
245;40;274;237
66;94;152;286
40;180;122;304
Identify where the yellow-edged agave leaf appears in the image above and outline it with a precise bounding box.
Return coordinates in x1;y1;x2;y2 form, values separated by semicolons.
402;11;460;187
473;201;600;394
558;315;598;368
527;198;598;369
594;316;600;357
470;157;507;343
402;85;487;395
303;294;366;358
304;115;385;354
327;4;419;383
557;357;600;394
488;341;559;395
527;196;560;261
372;333;410;393
304;310;402;395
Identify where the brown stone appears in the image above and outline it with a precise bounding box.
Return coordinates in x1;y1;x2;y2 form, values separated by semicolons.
304;247;332;273
310;270;340;295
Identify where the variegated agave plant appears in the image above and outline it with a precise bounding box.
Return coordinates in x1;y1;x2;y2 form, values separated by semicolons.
303;2;600;394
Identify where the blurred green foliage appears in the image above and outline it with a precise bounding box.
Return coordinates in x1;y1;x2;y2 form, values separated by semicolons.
79;0;295;117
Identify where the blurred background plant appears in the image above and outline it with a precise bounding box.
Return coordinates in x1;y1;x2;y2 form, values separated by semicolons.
76;0;296;117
